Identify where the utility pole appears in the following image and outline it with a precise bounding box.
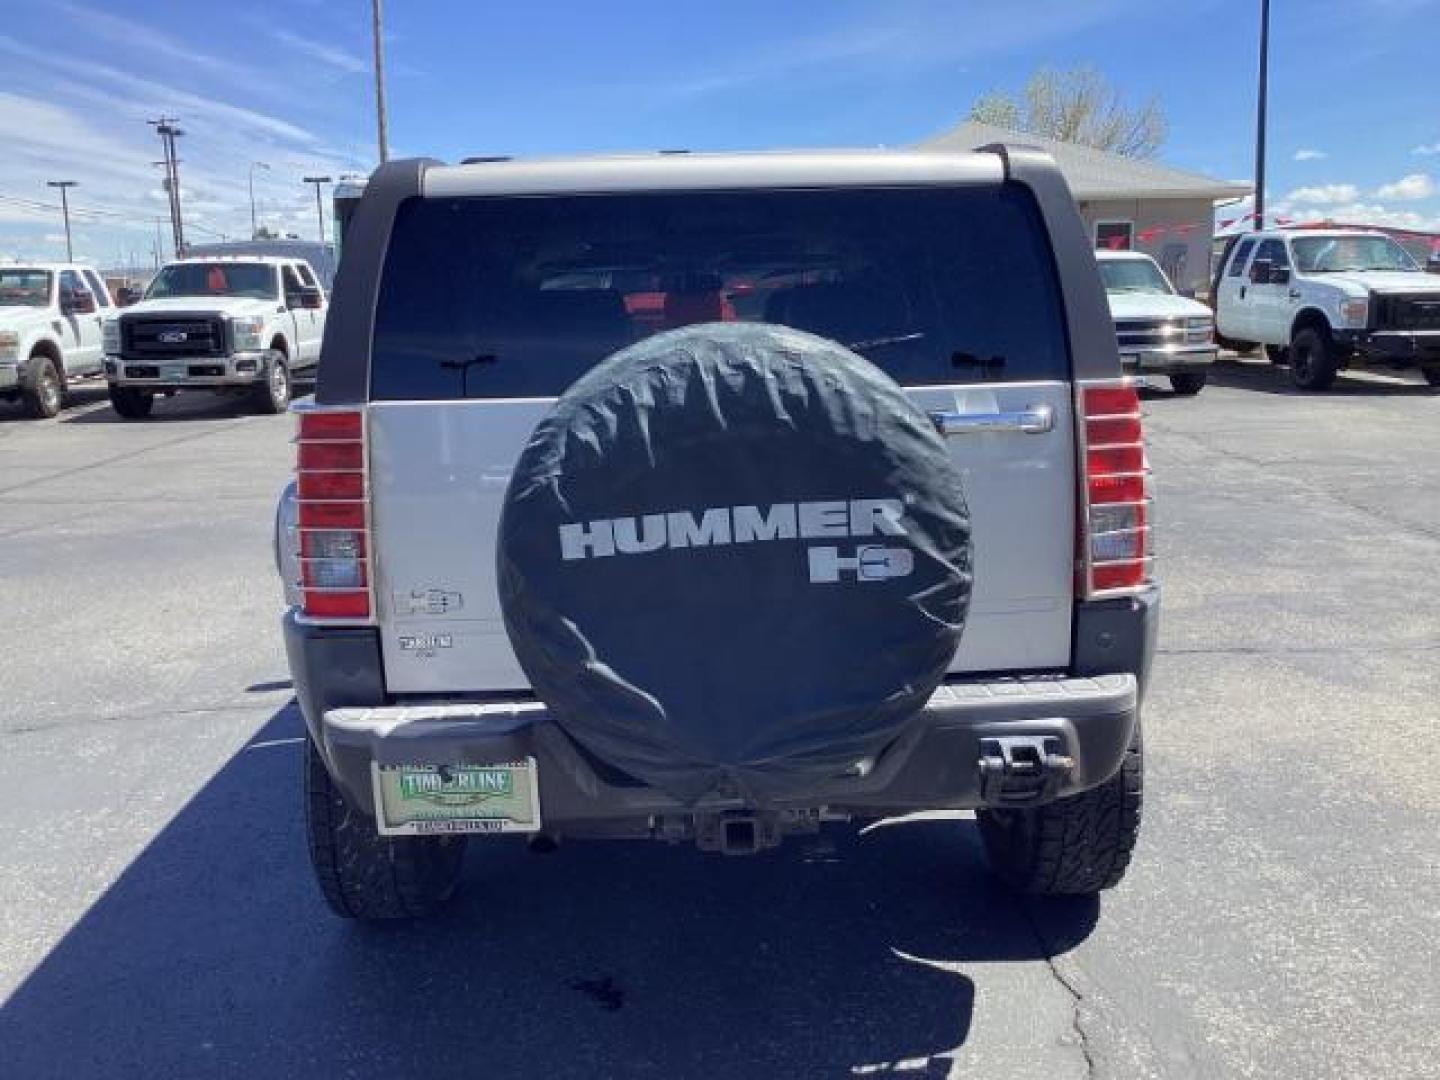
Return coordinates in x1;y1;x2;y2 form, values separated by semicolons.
249;161;270;239
149;117;186;254
1253;0;1270;231
372;0;389;162
46;180;78;262
303;176;332;244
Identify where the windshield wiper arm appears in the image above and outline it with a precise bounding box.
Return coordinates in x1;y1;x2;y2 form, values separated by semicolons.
441;354;497;397
847;332;925;351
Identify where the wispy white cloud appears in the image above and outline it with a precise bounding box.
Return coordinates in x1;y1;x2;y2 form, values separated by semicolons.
1415;142;1440;156
51;0;263;86
1293;148;1327;161
1285;183;1360;204
1375;172;1435;200
271;29;369;75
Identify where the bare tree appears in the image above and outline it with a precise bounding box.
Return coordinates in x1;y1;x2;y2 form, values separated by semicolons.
968;67;1167;158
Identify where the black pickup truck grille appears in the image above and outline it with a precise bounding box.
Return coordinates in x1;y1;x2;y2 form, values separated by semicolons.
121;316;228;358
1114;319;1184;348
1373;293;1440;332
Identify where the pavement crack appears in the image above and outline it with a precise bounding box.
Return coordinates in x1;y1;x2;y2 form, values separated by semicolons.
0;423;247;496
1019;901;1097;1078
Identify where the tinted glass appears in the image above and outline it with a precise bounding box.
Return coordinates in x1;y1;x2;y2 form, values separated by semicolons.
0;269;52;307
371;186;1069;400
1227;239;1256;276
146;262;278;300
1255;239;1290;269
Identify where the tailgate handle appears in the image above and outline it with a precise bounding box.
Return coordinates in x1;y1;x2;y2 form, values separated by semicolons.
930;405;1054;436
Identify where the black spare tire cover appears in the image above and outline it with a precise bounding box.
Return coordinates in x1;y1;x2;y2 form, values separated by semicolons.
498;323;972;802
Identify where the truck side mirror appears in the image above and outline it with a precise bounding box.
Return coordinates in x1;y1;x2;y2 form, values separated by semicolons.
1249;259;1273;285
293;286;323;310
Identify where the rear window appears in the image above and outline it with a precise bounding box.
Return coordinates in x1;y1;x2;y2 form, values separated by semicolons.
371;185;1069;400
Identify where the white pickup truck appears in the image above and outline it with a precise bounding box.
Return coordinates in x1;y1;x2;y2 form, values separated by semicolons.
1213;229;1440;390
103;256;326;418
1096;250;1216;396
0;263;114;418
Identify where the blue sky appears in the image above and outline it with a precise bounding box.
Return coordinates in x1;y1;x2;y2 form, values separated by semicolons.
2;0;1437;266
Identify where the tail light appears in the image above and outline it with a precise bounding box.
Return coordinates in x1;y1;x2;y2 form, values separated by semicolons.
293;407;371;620
1077;381;1153;598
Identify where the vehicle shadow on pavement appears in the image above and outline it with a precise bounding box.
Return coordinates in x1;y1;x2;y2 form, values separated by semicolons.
1207;358;1438;397
0;703;1098;1080
58;394;269;424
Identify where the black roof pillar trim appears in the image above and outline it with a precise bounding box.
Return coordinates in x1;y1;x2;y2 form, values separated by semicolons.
315;158;439;406
980;143;1121;384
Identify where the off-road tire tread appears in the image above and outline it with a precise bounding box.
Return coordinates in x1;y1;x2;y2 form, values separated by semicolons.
303;737;465;920
978;725;1143;895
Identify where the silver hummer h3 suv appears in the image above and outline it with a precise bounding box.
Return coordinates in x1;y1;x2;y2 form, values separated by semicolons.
276;147;1158;920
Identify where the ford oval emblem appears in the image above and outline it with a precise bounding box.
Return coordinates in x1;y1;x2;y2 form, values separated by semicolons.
158;330;187;344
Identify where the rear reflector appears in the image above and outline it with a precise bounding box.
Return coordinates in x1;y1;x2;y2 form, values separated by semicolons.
293;407;371;621
302;590;370;618
1077;381;1153;598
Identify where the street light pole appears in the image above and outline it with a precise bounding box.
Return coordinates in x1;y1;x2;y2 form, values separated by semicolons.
303;176;332;244
249;161;271;239
372;0;390;162
46;180;78;262
1253;0;1270;232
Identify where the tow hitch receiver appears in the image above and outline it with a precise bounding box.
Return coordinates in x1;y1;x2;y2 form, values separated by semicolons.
978;735;1074;804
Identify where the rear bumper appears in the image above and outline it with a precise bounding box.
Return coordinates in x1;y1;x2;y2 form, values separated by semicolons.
284;597;1151;830
1119;343;1216;374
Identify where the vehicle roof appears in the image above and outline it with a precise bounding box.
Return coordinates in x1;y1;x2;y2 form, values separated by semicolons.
0;262;99;271
1094;250;1158;262
1248;228;1390;242
164;255;300;267
424;149;1005;198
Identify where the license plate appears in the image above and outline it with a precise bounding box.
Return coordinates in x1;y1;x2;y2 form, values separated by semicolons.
161;364;188;380
370;759;541;836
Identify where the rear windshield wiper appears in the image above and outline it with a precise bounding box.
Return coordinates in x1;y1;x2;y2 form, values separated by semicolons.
847;332;925;352
441;354;497;397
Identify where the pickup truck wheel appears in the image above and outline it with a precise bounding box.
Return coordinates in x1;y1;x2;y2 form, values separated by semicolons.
1168;372;1207;396
21;357;63;419
303;736;466;920
1288;327;1338;390
977;723;1143;895
108;385;155;419
251;351;291;414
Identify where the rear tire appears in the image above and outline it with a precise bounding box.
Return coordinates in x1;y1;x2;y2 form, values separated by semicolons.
1289;326;1338;391
304;736;466;920
21;357;63;419
1168;372;1207;396
251;350;291;414
977;723;1143;895
108;385;155;419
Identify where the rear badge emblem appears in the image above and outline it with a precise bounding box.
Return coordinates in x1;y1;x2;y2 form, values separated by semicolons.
399;633;453;654
397;587;464;616
158;330;187;343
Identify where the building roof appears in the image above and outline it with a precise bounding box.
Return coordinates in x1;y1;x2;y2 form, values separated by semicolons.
917;120;1252;201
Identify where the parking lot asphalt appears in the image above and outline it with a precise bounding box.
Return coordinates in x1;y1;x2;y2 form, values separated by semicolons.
0;360;1437;1080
